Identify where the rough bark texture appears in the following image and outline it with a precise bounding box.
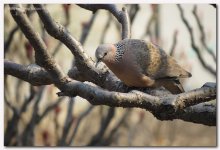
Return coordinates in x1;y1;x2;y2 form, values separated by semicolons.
4;4;216;127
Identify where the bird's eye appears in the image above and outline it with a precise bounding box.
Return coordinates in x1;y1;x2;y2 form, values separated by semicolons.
104;52;107;56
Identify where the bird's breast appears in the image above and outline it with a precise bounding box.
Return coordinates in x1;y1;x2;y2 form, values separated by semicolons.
104;57;149;87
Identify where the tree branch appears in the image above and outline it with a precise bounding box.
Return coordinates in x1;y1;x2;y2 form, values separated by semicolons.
68;105;94;145
4;86;36;146
9;4;68;88
88;107;115;146
80;12;98;45
169;30;178;56
192;5;216;62
77;4;131;39
6;4;216;126
4;26;19;53
4;4;34;54
177;4;216;76
5;58;216;126
52;4;72;56
57;81;216;126
4;60;52;86
37;97;63;122
100;13;112;44
33;4;127;92
21;86;45;146
58;98;75;146
101;109;130;146
33;4;103;83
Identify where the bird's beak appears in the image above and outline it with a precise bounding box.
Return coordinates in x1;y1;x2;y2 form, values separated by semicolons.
95;58;101;67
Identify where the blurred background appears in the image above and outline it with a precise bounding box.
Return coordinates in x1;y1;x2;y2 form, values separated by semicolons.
4;4;216;146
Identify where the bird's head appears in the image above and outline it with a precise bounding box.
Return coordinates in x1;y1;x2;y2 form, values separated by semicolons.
95;44;115;67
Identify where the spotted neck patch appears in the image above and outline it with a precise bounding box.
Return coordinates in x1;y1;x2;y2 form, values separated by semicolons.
114;43;125;62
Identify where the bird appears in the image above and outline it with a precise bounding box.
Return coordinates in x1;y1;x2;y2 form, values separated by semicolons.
95;39;192;94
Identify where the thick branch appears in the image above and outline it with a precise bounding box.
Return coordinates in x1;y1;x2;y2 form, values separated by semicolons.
175;86;216;109
9;4;68;88
6;4;216;126
58;81;216;126
33;4;126;91
4;60;52;86
5;59;216;126
52;5;72;56
5;4;34;54
33;4;102;84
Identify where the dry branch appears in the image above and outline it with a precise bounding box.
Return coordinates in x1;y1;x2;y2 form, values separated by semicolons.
4;60;52;86
58;98;75;146
192;5;216;62
5;58;216;126
4;26;19;53
177;4;216;76
5;4;216;126
80;12;98;45
68;105;94;145
169;30;178;56
4;86;36;146
77;4;131;39
9;4;68;89
88;107;115;146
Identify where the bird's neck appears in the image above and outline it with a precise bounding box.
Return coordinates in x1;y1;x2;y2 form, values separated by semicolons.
114;43;125;62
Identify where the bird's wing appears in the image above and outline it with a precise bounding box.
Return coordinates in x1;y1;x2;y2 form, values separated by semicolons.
124;39;187;94
143;41;191;79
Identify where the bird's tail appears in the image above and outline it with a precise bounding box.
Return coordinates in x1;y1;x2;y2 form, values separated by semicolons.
160;79;184;94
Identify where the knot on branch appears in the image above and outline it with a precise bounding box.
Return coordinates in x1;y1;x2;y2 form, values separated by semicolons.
151;97;177;120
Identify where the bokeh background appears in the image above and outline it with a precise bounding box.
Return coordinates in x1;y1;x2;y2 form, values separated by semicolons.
4;4;216;146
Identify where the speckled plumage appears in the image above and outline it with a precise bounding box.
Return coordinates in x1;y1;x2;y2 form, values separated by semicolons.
95;39;192;94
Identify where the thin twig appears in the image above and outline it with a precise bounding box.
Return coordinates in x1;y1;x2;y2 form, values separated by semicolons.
58;98;75;146
4;26;19;53
141;6;155;40
37;97;64;122
177;4;216;76
126;4;140;23
80;13;98;45
21;86;45;146
100;13;112;44
101;109;130;146
169;30;178;56
192;5;216;62
4;86;36;146
52;4;72;56
87;107;115;146
68;105;94;145
77;4;131;39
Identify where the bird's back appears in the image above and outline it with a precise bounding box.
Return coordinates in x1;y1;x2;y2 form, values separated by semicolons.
122;39;191;80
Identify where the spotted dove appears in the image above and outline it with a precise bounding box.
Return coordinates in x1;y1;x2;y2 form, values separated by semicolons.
95;39;191;94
